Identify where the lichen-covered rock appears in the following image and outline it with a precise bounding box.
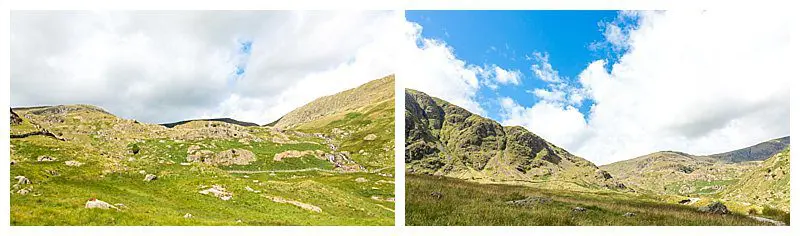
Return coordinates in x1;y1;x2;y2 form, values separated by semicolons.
698;202;730;215
37;155;56;162
65;160;84;167
15;176;31;185
144;174;158;182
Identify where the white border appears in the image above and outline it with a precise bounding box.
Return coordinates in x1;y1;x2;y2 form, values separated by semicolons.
3;0;798;236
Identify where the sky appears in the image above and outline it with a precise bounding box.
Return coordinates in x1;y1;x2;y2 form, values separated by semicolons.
11;11;405;125
11;10;792;165
404;10;791;165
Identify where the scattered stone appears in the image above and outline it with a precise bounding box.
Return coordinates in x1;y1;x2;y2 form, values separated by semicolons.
115;203;128;209
16;188;31;195
266;196;322;213
245;186;255;192
45;169;60;176
623;212;636;217
144;174;158;182
252;180;259;183
355;177;369;183
235;219;243;223
431;191;443;199
10;160;16;165
184;213;193;218
243;175;249;178
37;155;57;162
85;198;120;211
572;207;587;212
65;160;84;167
199;185;233;201
15;176;31;185
363;134;378;141
505;196;553;207
698;202;729;215
139;170;147;175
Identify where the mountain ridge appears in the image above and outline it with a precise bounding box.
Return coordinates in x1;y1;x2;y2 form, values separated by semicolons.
405;88;625;191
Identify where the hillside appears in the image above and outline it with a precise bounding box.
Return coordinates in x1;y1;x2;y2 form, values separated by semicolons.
722;148;790;212
405;89;624;191
709;136;790;163
9;76;395;226
600;151;760;196
271;75;394;130
160;118;260;128
601;137;790;199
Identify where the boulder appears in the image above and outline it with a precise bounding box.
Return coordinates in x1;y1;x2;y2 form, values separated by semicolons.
37;155;57;162
184;213;193;218
431;191;443;199
85;198;120;210
698;202;730;215
16;188;31;195
15;176;31;185
199;185;233;200
572;207;587;212
623;212;636;217
355;177;369;183
65;160;84;167
363;134;378;141
144;174;158;182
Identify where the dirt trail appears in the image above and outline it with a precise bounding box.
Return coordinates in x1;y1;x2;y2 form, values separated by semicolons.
228;168;340;174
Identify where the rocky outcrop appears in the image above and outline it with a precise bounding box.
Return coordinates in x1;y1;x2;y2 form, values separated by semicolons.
698;202;730;215
10;109;22;125
186;147;256;166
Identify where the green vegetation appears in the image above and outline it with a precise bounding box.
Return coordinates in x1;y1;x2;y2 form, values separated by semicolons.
10;76;395;225
406;174;769;226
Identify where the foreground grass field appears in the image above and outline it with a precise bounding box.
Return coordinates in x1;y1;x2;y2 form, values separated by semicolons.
406;174;774;226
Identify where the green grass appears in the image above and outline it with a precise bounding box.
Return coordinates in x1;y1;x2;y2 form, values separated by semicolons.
406;174;771;226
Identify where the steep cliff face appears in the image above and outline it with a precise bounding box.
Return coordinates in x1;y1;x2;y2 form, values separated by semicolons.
405;89;625;191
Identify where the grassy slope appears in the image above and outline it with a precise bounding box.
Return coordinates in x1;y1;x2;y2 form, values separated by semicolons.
10;79;395;226
406;174;769;226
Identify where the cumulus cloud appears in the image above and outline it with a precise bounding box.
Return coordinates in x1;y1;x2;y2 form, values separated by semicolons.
500;10;791;165
11;11;401;124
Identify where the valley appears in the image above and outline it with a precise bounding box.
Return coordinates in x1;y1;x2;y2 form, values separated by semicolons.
404;89;789;226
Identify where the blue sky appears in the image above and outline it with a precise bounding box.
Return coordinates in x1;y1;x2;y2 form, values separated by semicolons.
406;10;622;120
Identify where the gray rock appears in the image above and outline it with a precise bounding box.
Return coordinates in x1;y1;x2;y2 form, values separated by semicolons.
572;207;587;212
355;177;369;183
363;134;378;141
698;202;730;215
16;188;30;195
144;174;158;182
184;213;193;218
37;155;56;162
623;212;636;217
15;176;31;185
431;191;443;199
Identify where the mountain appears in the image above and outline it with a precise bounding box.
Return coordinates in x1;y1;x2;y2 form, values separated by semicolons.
600;151;759;196
709;136;790;163
160;118;260;128
9;77;395;226
405;89;624;191
271;75;394;130
722;148;790;212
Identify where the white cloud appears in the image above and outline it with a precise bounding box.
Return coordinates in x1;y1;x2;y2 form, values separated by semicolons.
493;66;522;85
530;52;563;83
500;10;791;165
12;11;401;124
